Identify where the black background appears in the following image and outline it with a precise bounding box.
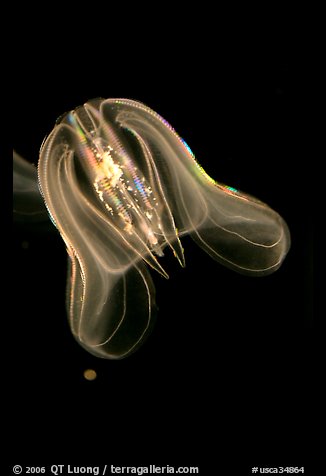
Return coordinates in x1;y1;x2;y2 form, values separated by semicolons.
11;12;314;475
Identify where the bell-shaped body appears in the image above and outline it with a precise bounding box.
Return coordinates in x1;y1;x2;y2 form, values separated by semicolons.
38;98;290;358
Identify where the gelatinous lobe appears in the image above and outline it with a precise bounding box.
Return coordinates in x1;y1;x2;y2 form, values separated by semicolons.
34;98;290;359
13;150;49;225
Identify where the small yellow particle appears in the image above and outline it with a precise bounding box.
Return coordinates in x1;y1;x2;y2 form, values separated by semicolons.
83;369;97;381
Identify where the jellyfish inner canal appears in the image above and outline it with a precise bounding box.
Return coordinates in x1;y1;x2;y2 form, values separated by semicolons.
68;110;185;279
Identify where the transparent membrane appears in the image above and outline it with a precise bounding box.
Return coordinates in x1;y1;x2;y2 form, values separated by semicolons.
13;150;48;224
15;98;291;359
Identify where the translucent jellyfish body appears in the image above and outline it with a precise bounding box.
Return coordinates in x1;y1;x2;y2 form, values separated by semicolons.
21;98;290;358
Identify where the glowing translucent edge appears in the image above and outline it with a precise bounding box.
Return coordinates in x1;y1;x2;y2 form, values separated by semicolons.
36;98;290;359
113;99;262;204
13;150;49;221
